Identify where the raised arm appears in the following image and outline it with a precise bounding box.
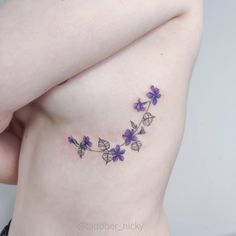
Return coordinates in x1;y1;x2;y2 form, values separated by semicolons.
0;0;193;117
0;0;201;184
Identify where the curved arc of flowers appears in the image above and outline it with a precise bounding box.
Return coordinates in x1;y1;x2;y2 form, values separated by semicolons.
85;99;152;152
68;85;161;164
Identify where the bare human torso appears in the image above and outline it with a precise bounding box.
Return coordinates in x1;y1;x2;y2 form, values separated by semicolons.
0;1;202;235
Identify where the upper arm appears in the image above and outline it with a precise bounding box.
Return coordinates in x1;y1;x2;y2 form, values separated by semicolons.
0;0;201;127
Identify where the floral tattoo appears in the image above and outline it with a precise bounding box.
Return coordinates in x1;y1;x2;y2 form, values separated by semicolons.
68;85;161;164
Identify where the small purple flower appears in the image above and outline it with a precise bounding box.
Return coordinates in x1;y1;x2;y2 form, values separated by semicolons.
122;129;137;146
138;127;145;134
68;136;78;145
146;85;161;105
80;136;92;150
111;145;126;162
134;99;146;112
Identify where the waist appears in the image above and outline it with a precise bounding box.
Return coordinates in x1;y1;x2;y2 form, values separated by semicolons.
9;209;169;236
11;113;173;235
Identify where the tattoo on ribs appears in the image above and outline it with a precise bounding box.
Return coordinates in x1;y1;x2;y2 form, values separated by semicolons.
68;85;161;164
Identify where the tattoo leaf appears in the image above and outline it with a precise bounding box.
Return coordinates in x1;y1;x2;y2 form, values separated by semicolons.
142;112;155;126
98;138;110;151
131;141;142;152
102;151;113;164
130;120;138;130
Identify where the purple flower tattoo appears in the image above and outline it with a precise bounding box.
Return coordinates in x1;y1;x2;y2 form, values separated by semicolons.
134;99;146;112
139;127;145;134
111;145;126;162
122;129;137;146
67;85;161;164
80;136;92;150
68;136;78;145
146;85;161;105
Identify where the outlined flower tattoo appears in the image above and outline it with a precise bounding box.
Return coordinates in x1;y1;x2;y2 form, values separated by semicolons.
80;136;92;150
111;145;126;162
68;85;161;164
146;85;161;105
122;129;137;146
134;99;147;112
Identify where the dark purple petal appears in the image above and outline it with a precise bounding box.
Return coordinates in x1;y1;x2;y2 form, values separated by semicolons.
139;127;145;134
151;85;155;92
68;136;77;145
120;149;126;155
68;136;74;143
124;139;130;145
119;155;124;161
80;143;86;150
112;155;119;162
134;99;146;112
115;145;120;152
111;147;116;155
152;97;157;105
155;88;160;94
124;130;130;136
80;136;92;149
146;92;154;99
151;86;160;94
131;129;136;135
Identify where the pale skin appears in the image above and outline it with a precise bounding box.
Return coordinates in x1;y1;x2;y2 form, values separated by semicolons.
0;0;202;235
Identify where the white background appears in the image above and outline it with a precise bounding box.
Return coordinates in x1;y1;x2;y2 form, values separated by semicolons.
1;1;236;235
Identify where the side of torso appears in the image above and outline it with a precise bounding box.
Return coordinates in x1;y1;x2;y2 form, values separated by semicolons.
10;13;201;236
